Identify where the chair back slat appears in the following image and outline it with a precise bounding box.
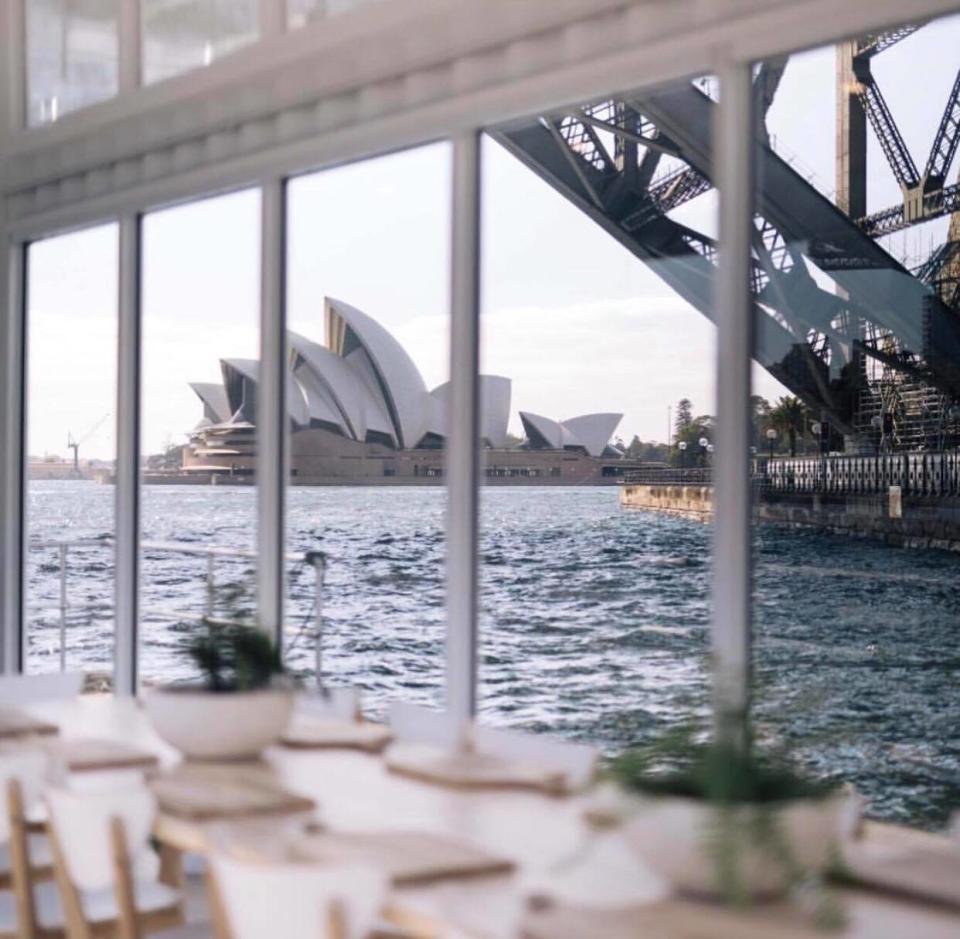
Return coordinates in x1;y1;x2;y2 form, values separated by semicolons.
0;749;49;841
45;784;156;892
472;724;598;790
387;701;460;748
211;852;385;939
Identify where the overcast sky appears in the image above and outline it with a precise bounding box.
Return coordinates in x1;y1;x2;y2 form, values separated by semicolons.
25;19;960;460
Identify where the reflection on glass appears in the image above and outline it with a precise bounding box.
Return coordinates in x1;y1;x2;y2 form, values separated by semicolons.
27;0;119;125
287;0;385;30
751;17;960;829
140;190;260;685
26;225;118;677
479;84;721;742
142;0;258;85
284;143;452;702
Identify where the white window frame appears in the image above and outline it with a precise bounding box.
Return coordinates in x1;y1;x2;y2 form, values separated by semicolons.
1;0;957;712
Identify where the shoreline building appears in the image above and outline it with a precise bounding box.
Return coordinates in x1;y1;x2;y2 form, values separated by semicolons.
180;298;628;485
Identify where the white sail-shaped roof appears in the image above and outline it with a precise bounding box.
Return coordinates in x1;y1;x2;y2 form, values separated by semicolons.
290;333;365;438
325;297;427;449
220;358;309;428
520;410;622;456
430;375;512;448
561;413;623;456
189;382;231;424
519;411;563;449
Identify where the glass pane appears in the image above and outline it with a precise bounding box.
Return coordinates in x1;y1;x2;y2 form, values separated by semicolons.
142;0;258;85
27;0;119;126
479;86;717;745
752;15;960;830
140;190;260;685
284;143;452;708
287;0;385;30
25;224;119;679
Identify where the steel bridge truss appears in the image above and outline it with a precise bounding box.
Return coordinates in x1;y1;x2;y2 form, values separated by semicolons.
493;24;960;440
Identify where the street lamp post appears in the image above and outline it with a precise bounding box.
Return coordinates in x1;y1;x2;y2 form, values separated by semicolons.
698;436;709;468
765;427;777;461
678;440;688;471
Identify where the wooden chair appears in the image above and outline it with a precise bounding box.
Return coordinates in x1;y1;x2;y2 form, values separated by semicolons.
471;724;599;791
0;752;64;939
386;703;460;749
207;851;386;939
44;783;204;939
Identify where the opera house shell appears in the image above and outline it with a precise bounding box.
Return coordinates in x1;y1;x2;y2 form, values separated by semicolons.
181;298;625;484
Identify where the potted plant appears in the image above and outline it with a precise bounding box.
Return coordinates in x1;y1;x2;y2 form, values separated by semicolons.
144;610;295;761
607;725;845;928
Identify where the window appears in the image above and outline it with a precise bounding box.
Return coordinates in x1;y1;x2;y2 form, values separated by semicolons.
27;0;119;125
139;190;260;684
750;14;960;830
479;83;718;741
285;143;452;705
25;224;119;676
142;0;259;85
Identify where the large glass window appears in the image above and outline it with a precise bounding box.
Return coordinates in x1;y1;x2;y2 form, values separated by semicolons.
142;0;259;85
751;15;960;830
139;190;260;685
284;143;452;708
25;224;119;679
27;0;119;125
287;0;385;30
478;83;723;747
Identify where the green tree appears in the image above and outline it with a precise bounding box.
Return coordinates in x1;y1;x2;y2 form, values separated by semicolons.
768;396;807;457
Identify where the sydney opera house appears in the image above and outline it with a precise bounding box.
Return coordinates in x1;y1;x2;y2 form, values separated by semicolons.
180;298;626;484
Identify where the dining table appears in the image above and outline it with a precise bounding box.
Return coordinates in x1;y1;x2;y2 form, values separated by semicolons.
15;693;960;939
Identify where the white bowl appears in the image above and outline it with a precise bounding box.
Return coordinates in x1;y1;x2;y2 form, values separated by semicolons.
622;793;842;899
144;687;294;760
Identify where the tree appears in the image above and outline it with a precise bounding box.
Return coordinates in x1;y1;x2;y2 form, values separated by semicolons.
674;398;693;437
768;396;807;457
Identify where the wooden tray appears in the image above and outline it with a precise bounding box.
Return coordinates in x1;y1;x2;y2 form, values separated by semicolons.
840;834;960;908
45;738;158;772
0;708;58;739
152;763;315;822
521;898;822;939
385;742;568;794
281;718;392;753
293;829;514;886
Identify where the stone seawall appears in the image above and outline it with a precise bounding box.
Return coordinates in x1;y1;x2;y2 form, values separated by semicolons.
619;484;713;521
621;484;960;551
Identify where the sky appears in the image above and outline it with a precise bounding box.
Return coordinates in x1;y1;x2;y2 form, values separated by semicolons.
24;16;960;461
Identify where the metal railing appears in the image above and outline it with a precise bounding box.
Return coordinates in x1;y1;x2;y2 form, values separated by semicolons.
760;451;960;498
622;451;960;498
27;538;327;678
622;467;713;486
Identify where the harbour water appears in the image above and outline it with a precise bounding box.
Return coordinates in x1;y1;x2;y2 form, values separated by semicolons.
25;481;960;829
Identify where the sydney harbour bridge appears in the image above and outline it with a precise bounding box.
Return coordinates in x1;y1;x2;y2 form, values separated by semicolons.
495;22;960;453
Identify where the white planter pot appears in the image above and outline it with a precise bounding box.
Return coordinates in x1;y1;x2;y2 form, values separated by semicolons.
144;687;294;760
623;793;842;899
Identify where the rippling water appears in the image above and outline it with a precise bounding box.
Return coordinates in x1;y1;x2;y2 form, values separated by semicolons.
25;481;960;829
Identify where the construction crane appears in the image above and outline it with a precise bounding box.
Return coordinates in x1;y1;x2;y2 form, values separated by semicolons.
66;412;111;475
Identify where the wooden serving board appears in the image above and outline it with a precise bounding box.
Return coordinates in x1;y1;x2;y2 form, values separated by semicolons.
281;718;392;753
152;763;315;822
293;829;514;886
385;742;568;794
45;737;158;772
520;898;822;939
840;835;960;908
0;708;59;739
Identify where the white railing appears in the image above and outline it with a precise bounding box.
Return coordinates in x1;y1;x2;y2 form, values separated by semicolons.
27;538;327;680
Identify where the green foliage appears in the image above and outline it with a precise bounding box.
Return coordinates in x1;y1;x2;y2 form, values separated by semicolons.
180;584;286;692
608;726;843;929
609;726;833;804
184;622;285;692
